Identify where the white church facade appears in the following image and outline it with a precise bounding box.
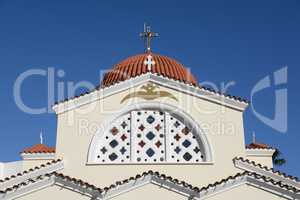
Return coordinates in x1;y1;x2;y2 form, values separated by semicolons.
0;28;299;199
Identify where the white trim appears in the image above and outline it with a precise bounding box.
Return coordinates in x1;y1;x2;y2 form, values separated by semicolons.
0;176;55;200
102;174;199;200
1;171;298;200
199;176;247;199
0;160;63;190
87;102;214;164
245;149;275;157
21;153;55;160
52;73;248;114
247;177;299;200
54;176;103;199
199;175;299;200
234;158;300;188
0;174;102;200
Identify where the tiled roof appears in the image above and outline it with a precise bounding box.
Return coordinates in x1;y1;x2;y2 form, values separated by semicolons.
0;159;62;184
234;157;299;182
52;53;249;107
54;172;103;193
21;144;55;154
246;143;273;149
0;172;102;196
101;53;198;87
1;170;299;198
100;170;300;195
101;170;200;193
199;171;300;194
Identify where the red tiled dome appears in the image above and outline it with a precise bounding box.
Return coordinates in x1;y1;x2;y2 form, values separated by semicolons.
101;53;198;87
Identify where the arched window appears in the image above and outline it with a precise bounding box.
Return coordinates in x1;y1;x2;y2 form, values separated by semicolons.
91;109;206;164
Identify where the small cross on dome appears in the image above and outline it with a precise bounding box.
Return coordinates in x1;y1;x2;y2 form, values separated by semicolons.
144;54;155;71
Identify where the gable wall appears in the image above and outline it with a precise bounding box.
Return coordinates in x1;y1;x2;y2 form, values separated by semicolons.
110;183;188;200
54;82;247;187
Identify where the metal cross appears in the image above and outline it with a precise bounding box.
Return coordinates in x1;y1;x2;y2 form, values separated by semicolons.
144;54;155;71
140;23;159;52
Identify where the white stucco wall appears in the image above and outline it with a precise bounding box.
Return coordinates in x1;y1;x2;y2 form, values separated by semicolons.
246;155;274;168
15;182;291;200
17;185;90;200
206;184;288;200
0;161;23;179
0;163;3;179
112;184;188;200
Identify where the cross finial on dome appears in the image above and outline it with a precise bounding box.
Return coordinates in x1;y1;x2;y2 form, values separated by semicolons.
139;23;159;52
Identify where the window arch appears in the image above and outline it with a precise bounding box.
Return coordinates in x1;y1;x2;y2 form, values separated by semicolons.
90;109;209;164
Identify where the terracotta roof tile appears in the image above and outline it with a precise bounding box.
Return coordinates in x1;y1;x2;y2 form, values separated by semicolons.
21;144;55;154
101;53;198;87
53;53;249;106
199;171;299;194
0;159;62;183
234;157;299;182
1;169;299;197
246;143;273;149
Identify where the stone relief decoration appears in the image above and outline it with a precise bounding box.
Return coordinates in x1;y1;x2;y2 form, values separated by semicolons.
120;83;178;103
94;109;204;164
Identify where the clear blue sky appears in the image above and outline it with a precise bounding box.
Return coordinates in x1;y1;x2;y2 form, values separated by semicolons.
0;0;299;177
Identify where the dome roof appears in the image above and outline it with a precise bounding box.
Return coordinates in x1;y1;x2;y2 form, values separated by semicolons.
101;53;198;87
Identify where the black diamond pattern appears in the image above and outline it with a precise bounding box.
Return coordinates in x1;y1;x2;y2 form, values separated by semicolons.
146;115;155;124
109;153;118;161
183;152;192;161
182;140;191;148
146;131;155;140
109;140;119;148
146;148;155;157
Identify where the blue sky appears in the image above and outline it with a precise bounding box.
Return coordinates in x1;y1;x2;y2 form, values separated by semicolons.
0;0;299;177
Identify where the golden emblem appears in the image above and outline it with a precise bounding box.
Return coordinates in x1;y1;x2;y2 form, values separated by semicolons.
121;83;178;103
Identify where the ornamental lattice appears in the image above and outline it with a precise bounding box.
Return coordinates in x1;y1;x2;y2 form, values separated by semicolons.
95;110;204;163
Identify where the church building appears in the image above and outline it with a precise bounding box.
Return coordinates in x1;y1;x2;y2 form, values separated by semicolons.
0;26;299;200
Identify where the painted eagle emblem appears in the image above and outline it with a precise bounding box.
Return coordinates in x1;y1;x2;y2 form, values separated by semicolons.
121;83;178;103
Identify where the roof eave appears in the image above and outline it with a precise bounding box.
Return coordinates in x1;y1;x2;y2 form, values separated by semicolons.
20;152;56;160
52;73;249;115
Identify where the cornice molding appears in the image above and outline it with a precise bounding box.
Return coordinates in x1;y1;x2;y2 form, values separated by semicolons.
233;157;300;189
1;169;299;200
0;159;63;191
245;148;275;157
199;172;299;200
20;153;55;160
52;73;249;114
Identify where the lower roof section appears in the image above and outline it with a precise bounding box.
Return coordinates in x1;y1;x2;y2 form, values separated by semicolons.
0;163;299;200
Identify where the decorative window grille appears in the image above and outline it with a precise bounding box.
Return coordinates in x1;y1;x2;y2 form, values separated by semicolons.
95;110;204;164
